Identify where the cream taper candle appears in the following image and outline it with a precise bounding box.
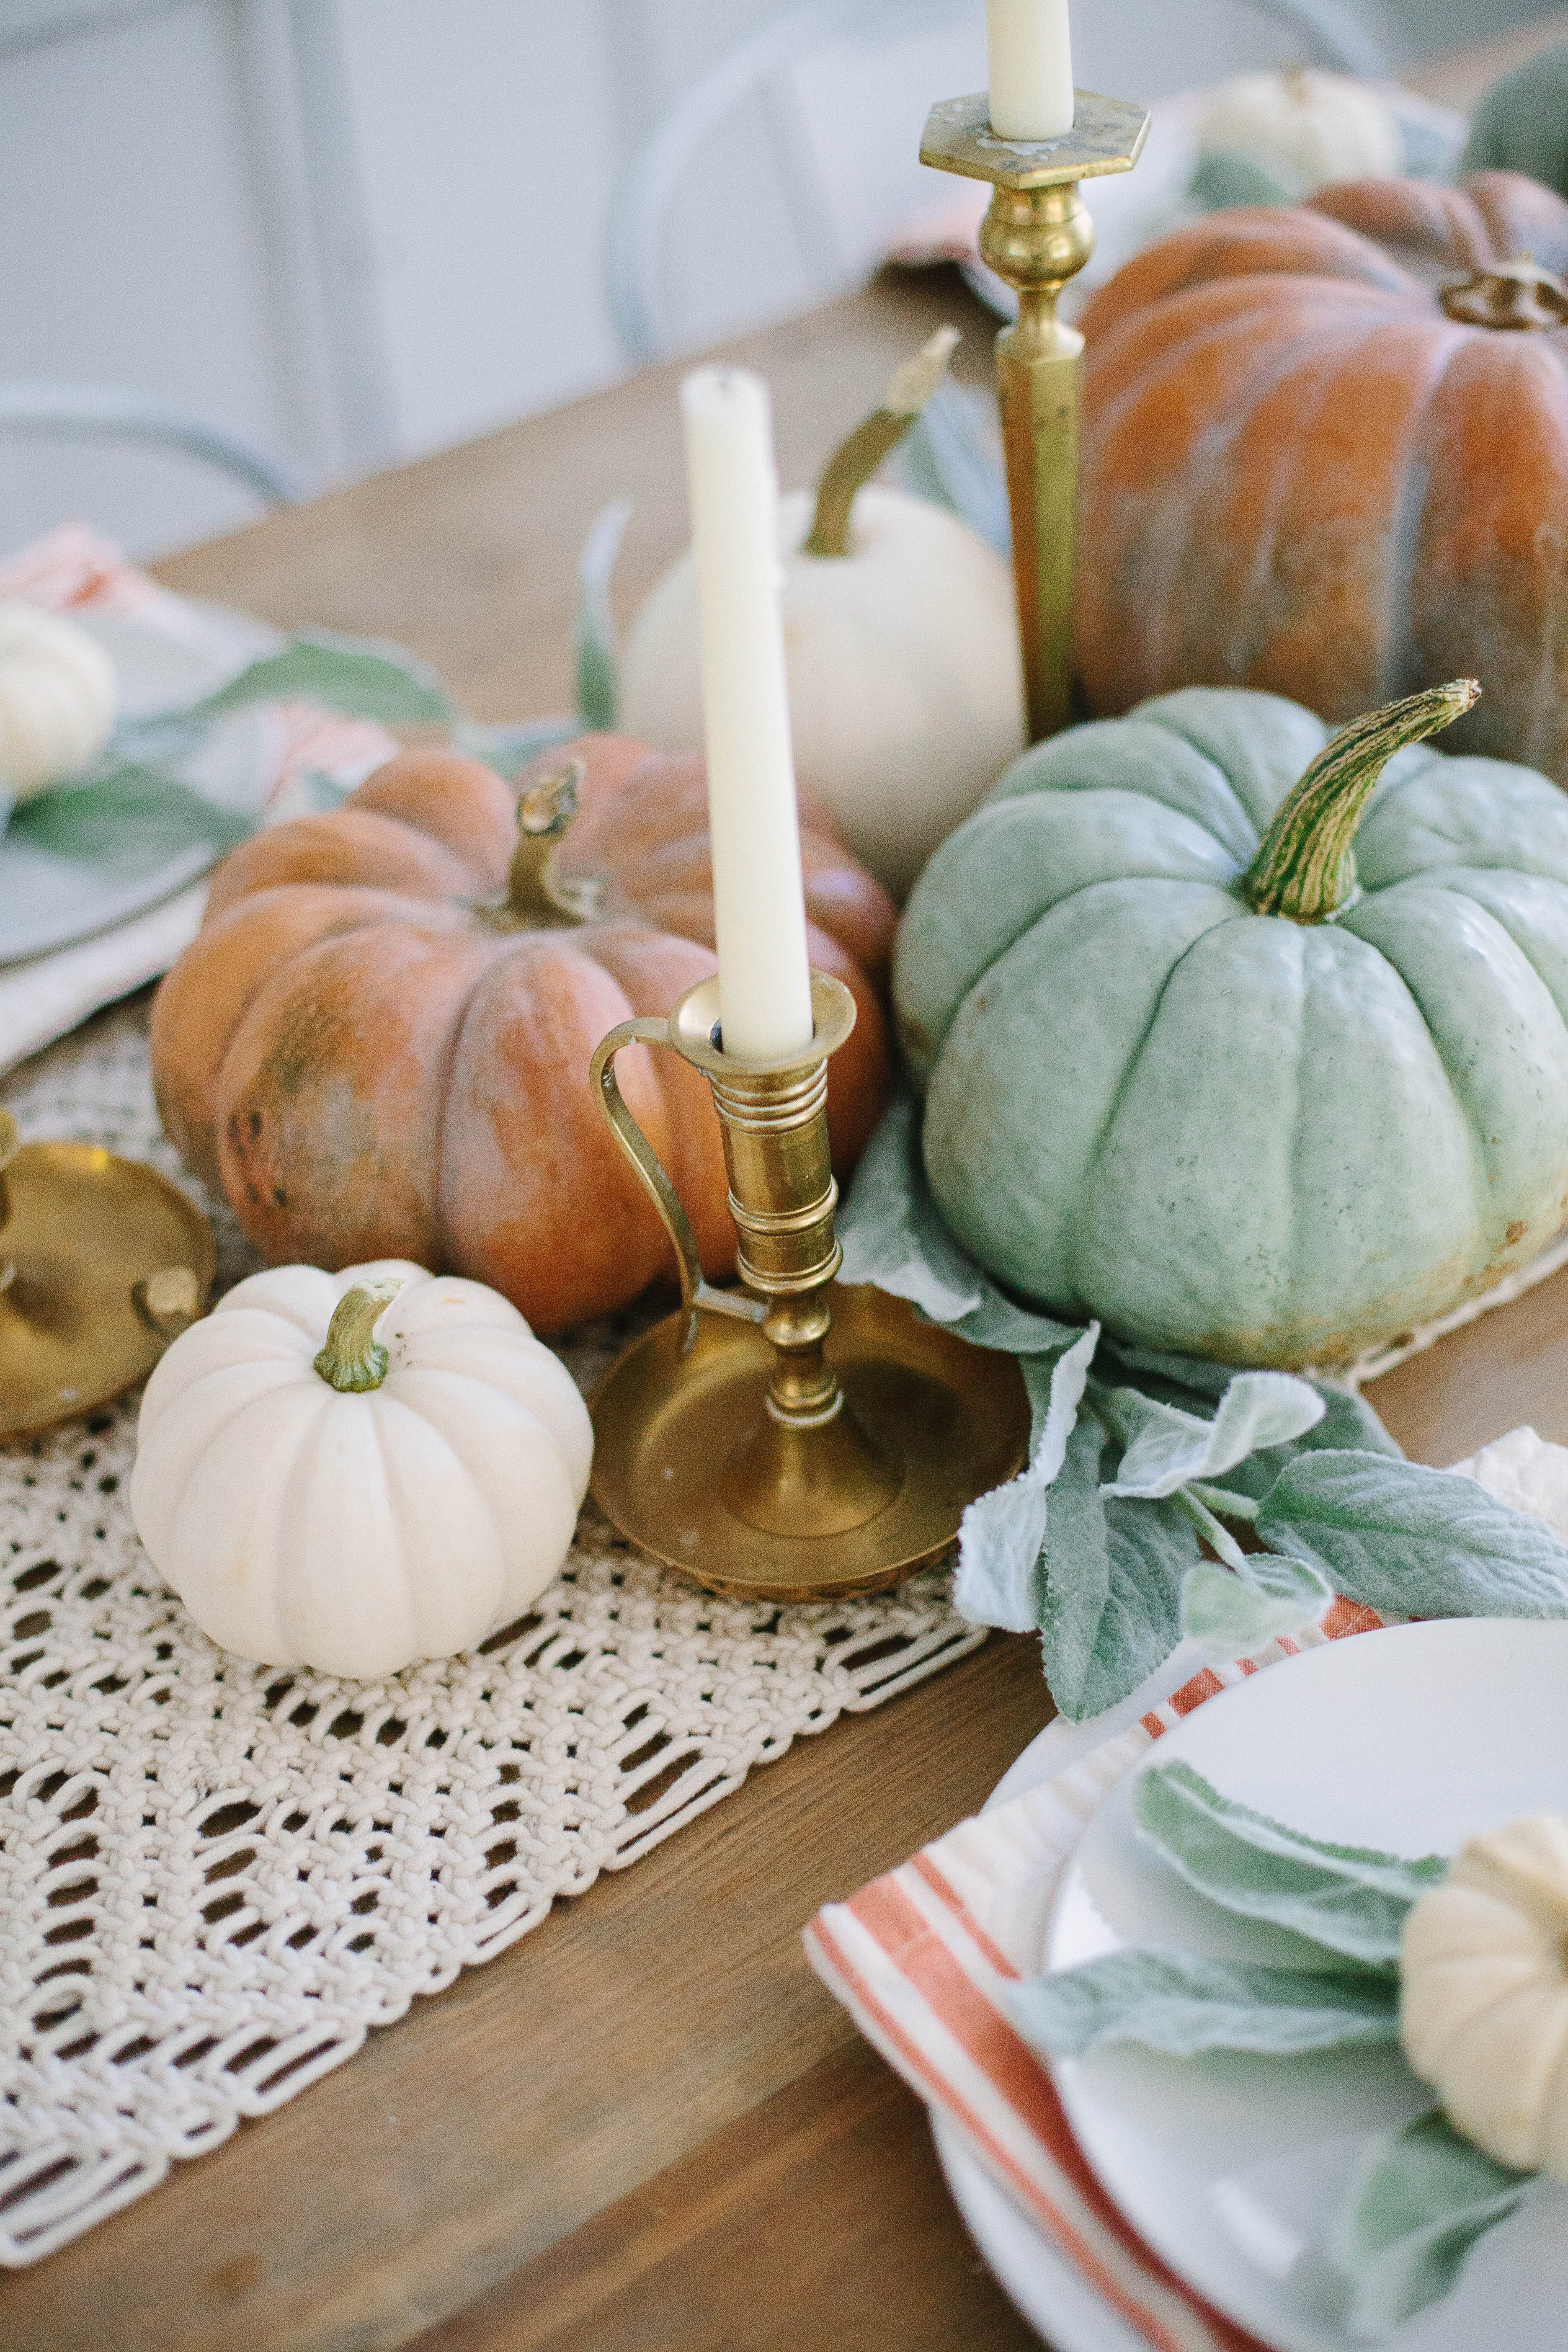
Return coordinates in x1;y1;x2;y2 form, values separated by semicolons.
680;366;815;1063
987;0;1074;141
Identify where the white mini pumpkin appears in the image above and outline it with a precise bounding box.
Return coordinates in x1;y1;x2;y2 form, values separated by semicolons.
1401;1815;1568;2179
0;600;117;799
1198;68;1403;196
620;335;1024;903
131;1259;593;1681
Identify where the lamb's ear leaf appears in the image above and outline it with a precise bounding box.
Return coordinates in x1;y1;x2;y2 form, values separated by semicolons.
1008;1945;1398;2061
1179;1552;1333;1659
1328;2109;1532;2341
188;627;456;725
1132;1759;1446;1964
575;496;631;730
1257;1449;1568;1618
953;1328;1098;1634
1100;1370;1325;1500
10;765;253;861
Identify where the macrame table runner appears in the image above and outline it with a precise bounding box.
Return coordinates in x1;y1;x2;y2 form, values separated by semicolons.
0;1004;985;2266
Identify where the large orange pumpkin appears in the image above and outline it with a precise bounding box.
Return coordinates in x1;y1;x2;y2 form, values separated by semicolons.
1075;170;1568;780
151;735;895;1332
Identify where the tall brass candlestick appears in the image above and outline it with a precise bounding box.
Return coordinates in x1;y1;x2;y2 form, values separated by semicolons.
920;90;1148;742
587;973;1029;1602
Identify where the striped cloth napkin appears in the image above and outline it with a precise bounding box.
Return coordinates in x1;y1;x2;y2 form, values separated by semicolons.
804;1596;1387;2352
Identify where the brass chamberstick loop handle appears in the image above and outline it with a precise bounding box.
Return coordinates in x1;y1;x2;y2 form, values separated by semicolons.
590;1019;767;1349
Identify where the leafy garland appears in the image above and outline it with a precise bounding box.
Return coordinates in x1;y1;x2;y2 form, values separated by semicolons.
1012;1759;1537;2339
837;1097;1568;1720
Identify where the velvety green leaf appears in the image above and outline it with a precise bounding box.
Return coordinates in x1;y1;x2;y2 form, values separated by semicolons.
1222;1383;1403;1503
1100;1371;1325;1499
1258;1449;1568;1619
954;1328;1097;1632
1008;1944;1398;2060
1133;1760;1446;1963
1036;1419;1198;1720
190;628;455;725
575;496;631;731
1328;2109;1532;2342
11;765;253;861
1180;1552;1334;1658
897;379;1010;557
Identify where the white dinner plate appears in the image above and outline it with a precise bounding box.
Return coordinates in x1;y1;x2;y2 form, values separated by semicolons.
937;1620;1568;2350
0;596;281;965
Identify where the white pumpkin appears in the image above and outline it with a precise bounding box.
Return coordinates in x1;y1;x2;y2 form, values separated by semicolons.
622;328;1024;908
130;1259;593;1681
0;600;116;798
1401;1815;1568;2179
1198;68;1403;196
1447;1426;1568;1542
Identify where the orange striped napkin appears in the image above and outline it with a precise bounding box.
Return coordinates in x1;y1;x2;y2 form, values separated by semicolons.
804;1596;1387;2352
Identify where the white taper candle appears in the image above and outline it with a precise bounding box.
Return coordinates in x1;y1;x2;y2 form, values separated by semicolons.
986;0;1074;142
680;366;815;1064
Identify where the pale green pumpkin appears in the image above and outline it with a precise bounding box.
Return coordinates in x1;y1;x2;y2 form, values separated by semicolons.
895;682;1568;1367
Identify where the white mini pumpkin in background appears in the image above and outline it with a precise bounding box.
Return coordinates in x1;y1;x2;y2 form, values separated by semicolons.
1401;1814;1568;2179
0;601;117;799
1197;68;1403;197
620;332;1024;902
131;1259;593;1681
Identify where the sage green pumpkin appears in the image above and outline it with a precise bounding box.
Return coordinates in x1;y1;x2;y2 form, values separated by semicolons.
1462;41;1568;200
895;682;1568;1368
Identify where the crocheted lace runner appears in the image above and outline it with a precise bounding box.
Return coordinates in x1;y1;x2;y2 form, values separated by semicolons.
0;1004;984;2266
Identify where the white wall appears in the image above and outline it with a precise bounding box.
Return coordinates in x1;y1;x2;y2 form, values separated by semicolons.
0;0;1545;562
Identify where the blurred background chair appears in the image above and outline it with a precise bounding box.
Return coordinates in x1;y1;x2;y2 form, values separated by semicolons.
606;0;1393;364
0;382;305;510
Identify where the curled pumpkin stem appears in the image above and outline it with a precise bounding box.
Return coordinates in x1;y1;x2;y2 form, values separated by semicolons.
804;325;961;558
315;1277;404;1393
475;756;605;932
1244;679;1480;924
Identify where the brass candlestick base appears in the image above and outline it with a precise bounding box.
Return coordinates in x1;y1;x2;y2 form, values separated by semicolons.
588;973;1029;1602
0;1111;214;1439
920;89;1149;742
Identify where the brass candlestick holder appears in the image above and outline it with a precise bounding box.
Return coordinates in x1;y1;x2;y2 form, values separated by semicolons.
0;1108;213;1439
920;89;1148;742
588;972;1029;1602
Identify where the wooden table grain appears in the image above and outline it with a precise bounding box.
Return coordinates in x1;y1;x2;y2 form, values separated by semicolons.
9;147;1568;2347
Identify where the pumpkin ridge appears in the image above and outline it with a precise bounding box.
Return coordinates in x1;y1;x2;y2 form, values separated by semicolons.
1137;322;1385;693
1375;327;1466;704
1070;892;1247;1300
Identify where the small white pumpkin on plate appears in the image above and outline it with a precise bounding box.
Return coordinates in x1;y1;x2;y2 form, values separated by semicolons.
0;600;117;799
1402;1814;1568;2179
620;329;1024;903
130;1259;593;1681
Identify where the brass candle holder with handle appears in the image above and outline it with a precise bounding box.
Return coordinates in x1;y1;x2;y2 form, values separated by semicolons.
920;88;1148;742
588;973;1029;1602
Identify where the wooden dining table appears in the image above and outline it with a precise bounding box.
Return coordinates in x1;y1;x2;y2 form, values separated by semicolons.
10;32;1568;2341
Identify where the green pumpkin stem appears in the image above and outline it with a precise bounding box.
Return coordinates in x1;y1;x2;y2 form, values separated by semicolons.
315;1278;404;1393
804;325;960;557
1243;679;1480;923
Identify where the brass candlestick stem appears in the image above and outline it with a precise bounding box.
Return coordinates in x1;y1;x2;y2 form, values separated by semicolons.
920;90;1149;742
588;972;1028;1602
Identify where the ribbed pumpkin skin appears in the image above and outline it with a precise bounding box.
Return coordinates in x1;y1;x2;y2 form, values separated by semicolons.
1076;172;1568;784
151;736;895;1334
894;687;1568;1368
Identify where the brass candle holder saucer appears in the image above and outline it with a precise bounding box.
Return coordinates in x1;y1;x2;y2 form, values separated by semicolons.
588;972;1029;1602
0;1109;214;1440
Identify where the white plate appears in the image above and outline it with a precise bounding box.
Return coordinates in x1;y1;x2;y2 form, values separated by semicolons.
939;1622;1568;2350
0;597;281;964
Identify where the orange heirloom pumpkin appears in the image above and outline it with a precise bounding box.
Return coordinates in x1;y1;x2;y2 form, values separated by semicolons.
151;736;895;1333
1076;170;1568;781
